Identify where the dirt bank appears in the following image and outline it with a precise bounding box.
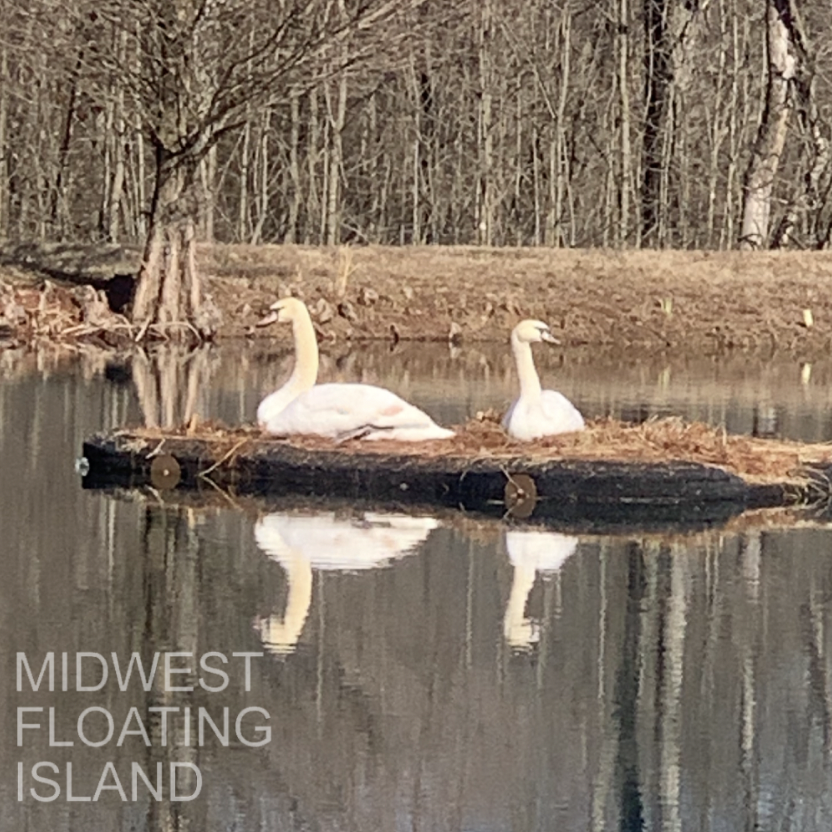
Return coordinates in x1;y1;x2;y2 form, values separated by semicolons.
3;244;832;356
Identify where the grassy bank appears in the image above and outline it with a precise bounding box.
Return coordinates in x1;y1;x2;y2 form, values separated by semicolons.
3;244;832;355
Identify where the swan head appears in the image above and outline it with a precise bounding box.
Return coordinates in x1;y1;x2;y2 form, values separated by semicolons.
512;319;560;345
257;297;308;327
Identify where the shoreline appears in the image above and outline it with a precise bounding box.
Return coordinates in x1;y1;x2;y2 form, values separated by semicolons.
2;243;832;357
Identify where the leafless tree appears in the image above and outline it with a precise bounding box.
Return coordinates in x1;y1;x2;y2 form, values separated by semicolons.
4;0;832;262
740;0;800;249
86;0;442;339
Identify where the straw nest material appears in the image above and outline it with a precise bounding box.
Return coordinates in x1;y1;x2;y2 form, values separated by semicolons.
122;413;832;487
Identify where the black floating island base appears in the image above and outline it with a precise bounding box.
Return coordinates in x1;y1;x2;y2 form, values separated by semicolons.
80;418;832;529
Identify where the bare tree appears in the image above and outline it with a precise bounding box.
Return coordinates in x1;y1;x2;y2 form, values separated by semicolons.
740;0;799;249
7;0;832;254
768;1;831;248
641;0;706;246
86;0;436;339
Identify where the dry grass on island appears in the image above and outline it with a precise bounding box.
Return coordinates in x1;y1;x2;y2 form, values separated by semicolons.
122;414;832;489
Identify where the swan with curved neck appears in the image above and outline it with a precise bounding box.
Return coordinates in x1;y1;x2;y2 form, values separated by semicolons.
256;297;454;441
503;529;578;650
502;319;584;441
253;511;438;655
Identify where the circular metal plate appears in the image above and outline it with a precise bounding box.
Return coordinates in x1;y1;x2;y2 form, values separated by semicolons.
150;454;181;490
504;473;538;519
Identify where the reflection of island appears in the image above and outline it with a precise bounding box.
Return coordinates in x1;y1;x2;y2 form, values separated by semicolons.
253;512;439;655
503;529;579;650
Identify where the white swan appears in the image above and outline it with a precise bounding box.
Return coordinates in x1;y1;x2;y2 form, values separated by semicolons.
503;528;579;650
502;319;585;441
253;511;438;655
256;298;454;441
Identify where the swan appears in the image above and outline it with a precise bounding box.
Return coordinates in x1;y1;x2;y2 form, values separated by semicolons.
502;319;585;441
253;511;438;655
256;297;454;441
503;528;579;650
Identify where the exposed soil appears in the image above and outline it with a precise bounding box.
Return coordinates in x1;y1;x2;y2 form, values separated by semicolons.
3;243;832;357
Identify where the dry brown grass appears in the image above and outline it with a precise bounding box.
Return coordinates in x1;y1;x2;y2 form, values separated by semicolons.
201;245;832;354
6;244;832;353
123;414;832;486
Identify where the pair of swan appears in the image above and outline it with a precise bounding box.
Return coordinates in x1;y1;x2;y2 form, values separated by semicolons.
256;297;584;442
252;510;578;655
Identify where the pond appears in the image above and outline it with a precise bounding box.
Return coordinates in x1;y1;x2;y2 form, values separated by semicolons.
2;342;832;831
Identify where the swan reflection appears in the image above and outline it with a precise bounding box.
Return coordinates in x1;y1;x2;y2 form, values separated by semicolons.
504;529;579;650
254;511;439;655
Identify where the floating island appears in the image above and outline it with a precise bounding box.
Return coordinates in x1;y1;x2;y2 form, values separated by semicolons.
81;416;832;527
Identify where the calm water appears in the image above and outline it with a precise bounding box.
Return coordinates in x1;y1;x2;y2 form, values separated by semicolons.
3;343;832;831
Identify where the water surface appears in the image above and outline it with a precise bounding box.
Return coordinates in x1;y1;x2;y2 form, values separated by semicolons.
2;344;832;831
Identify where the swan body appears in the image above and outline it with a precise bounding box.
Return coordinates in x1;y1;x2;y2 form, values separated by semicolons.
253;511;437;654
254;511;438;572
505;529;578;575
257;298;454;441
502;319;584;441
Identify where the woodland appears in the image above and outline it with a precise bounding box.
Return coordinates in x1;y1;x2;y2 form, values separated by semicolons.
0;0;828;333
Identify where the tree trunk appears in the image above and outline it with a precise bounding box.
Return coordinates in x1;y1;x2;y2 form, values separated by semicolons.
50;55;82;239
199;145;217;243
768;1;828;248
286;92;302;244
552;10;571;248
238;113;252;242
324;74;347;246
476;0;494;246
618;0;633;246
642;0;701;246
251;108;271;244
306;88;322;244
132;151;217;340
0;39;8;240
722;1;744;248
739;0;797;249
642;0;671;244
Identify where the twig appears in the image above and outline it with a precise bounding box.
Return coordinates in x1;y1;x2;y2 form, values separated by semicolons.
135;319;152;342
198;438;249;478
194;473;243;510
147;439;166;458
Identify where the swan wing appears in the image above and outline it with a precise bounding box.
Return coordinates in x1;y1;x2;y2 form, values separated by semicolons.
504;389;583;440
540;389;585;432
257;386;300;429
265;383;453;440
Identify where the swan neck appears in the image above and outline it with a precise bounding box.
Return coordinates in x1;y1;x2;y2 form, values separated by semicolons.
512;334;542;400
261;555;313;655
289;307;319;392
503;563;537;648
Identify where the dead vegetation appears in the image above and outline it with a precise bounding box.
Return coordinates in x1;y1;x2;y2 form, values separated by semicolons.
121;414;832;487
4;243;832;355
201;245;832;355
0;279;135;348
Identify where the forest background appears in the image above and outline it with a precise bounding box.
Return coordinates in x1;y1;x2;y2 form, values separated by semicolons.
0;0;830;347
